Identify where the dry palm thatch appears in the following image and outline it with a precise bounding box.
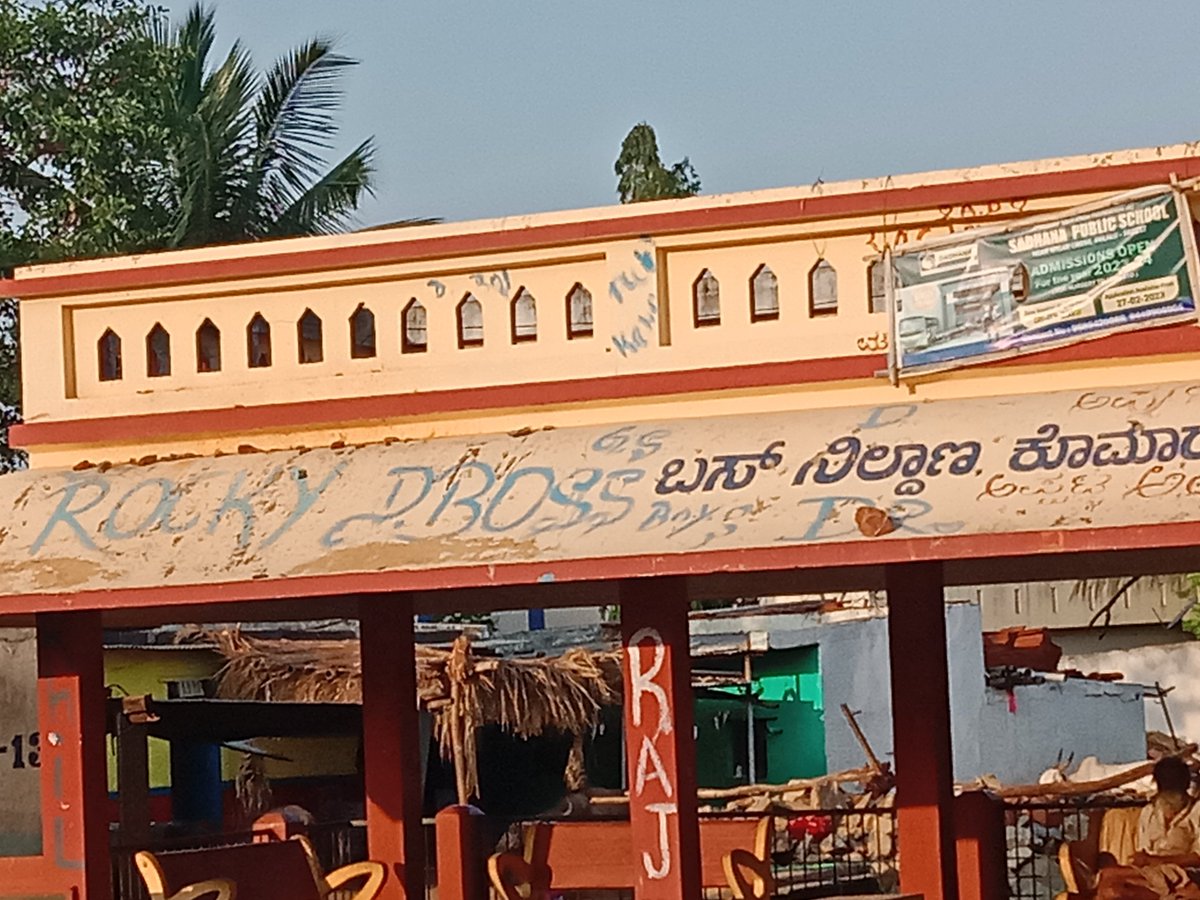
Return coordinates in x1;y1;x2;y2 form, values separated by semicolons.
203;629;622;802
234;753;273;824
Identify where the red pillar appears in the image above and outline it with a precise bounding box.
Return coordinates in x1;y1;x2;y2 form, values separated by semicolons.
434;805;486;900
620;577;701;900
886;562;958;900
360;597;426;900
37;610;110;900
954;792;1008;900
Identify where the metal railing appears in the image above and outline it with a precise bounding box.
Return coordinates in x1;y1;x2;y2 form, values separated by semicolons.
111;807;899;900
774;808;898;898
1005;799;1145;900
491;808;899;899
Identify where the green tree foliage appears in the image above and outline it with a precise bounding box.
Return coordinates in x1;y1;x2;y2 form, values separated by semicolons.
166;4;398;247
0;300;19;472
1181;574;1200;638
614;122;700;204
0;0;175;471
0;0;176;268
0;1;397;471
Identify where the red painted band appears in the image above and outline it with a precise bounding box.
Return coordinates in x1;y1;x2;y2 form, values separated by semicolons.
14;322;1200;450
11;353;884;448
4;157;1196;300
0;519;1197;617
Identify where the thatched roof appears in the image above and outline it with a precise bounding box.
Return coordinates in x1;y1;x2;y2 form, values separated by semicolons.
205;630;623;800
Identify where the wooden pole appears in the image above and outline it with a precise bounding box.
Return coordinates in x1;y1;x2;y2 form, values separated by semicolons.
586;766;879;805
116;715;150;846
1156;682;1179;747
994;745;1196;799
446;635;474;807
840;703;885;775
449;682;469;806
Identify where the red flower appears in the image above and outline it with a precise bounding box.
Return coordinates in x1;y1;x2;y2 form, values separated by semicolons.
787;815;834;842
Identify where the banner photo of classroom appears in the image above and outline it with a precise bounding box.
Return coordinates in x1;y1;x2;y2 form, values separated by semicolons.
890;189;1197;375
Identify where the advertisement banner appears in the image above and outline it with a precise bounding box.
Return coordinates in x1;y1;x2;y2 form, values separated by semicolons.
890;188;1197;374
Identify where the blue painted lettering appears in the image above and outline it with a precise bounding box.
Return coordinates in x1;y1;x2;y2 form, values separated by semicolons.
638;500;673;531
261;463;347;548
207;468;281;550
425;461;495;534
31;478;111;553
783;496;874;543
482;467;555;532
101;478;199;540
582;469;645;534
528;468;602;535
858;405;919;430
322;465;435;547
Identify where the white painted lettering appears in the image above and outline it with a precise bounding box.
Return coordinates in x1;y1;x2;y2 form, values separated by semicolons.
635;735;674;797
627;627;672;736
642;802;677;879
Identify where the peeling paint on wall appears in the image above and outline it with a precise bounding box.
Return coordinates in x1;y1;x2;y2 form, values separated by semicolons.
3;379;1200;597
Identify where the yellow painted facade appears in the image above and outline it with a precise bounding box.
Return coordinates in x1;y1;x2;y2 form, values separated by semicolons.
102;648;357;793
9;142;1200;801
14;142;1200;471
103;648;218;791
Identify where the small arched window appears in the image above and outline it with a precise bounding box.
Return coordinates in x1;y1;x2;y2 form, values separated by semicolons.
146;323;171;377
196;319;221;372
457;294;484;348
809;259;838;316
750;265;779;321
247;313;272;367
1010;263;1030;304
298;309;323;364
402;299;427;353
98;329;122;381
566;283;593;339
868;261;884;314
350;303;376;358
511;288;537;343
868;261;897;314
693;269;720;326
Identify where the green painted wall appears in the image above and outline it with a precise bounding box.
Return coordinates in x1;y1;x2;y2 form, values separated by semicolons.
694;696;748;789
754;647;826;781
694;646;826;787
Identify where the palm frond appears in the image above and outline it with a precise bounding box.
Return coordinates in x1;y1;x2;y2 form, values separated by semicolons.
171;4;217;120
358;217;443;231
235;39;358;233
161;2;394;245
171;38;258;247
267;137;376;237
255;40;356;179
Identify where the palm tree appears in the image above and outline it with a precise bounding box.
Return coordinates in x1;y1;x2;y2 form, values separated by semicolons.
164;5;417;248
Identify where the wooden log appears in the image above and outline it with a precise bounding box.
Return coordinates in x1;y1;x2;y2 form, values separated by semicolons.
993;746;1197;799
449;683;469;806
841;703;885;775
585;766;877;805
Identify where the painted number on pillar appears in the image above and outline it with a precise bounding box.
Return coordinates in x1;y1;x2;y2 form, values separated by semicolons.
627;627;677;881
2;732;40;768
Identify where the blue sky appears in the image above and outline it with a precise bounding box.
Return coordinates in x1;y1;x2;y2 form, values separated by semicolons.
161;1;1200;226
